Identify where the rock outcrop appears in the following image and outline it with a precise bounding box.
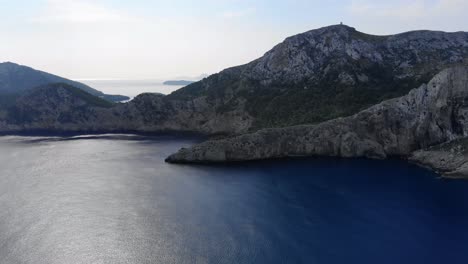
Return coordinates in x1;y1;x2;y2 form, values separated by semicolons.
410;138;468;178
166;66;468;164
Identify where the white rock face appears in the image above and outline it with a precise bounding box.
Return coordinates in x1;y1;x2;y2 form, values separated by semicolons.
246;25;468;84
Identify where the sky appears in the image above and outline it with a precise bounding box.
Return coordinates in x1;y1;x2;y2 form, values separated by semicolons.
0;0;467;80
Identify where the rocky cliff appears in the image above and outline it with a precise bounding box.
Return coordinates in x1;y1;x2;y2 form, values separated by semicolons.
410;138;468;178
166;66;468;165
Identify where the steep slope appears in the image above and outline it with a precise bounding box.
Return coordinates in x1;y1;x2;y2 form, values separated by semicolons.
166;25;468;131
87;92;252;133
1;83;114;132
165;66;468;163
0;86;250;134
0;62;129;102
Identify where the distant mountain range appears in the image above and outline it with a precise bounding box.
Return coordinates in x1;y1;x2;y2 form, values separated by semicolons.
0;62;129;102
163;80;195;86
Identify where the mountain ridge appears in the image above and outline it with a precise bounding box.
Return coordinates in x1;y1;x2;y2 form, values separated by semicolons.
166;25;468;130
0;62;129;102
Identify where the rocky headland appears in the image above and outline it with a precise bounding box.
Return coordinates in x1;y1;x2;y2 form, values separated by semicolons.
166;66;468;178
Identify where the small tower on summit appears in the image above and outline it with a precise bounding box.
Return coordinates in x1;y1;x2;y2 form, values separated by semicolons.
340;22;343;25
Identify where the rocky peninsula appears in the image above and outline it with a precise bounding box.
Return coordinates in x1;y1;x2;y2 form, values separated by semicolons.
166;66;468;178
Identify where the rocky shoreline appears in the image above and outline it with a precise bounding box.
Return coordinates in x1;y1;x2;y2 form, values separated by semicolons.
166;66;468;178
409;138;468;179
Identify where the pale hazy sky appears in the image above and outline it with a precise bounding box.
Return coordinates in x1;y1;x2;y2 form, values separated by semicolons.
0;0;467;80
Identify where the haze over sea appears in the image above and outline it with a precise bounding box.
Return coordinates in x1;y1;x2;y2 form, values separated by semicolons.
0;135;467;264
79;79;185;98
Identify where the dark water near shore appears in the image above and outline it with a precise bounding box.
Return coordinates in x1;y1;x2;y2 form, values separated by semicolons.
0;135;467;264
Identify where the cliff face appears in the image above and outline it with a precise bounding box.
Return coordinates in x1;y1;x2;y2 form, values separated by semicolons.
165;66;468;164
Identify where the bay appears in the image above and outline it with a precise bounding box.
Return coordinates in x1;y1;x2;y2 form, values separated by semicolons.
0;135;467;264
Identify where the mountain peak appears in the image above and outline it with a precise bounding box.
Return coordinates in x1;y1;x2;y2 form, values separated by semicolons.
1;61;19;65
298;24;357;37
0;61;22;70
318;23;356;31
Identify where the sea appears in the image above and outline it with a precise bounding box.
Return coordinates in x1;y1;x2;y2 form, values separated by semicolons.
0;134;467;264
79;79;185;99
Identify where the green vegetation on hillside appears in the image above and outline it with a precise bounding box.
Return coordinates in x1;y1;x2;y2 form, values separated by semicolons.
59;83;115;108
0;62;129;102
168;65;434;131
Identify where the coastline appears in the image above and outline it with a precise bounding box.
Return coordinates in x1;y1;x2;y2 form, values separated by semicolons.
0;129;212;139
0;128;464;179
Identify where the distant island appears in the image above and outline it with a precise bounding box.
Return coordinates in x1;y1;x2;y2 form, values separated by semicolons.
163;80;195;86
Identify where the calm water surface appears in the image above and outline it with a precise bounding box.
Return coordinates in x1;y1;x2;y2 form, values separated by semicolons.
79;80;184;98
0;135;467;264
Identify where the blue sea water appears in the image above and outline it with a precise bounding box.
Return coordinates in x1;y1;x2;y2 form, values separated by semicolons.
0;135;467;264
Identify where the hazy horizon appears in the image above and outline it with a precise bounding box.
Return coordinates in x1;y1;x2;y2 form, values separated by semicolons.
1;0;467;80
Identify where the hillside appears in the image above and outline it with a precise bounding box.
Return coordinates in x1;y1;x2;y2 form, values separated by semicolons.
1;83;114;131
167;25;468;130
0;62;129;102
